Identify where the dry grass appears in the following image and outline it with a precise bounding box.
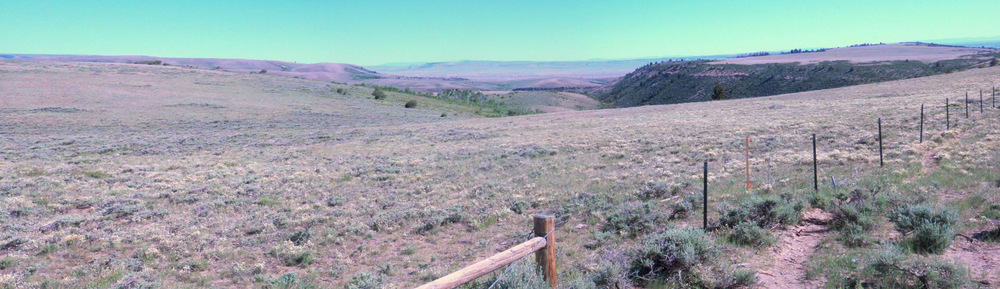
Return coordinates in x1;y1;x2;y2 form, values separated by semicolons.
1;60;999;288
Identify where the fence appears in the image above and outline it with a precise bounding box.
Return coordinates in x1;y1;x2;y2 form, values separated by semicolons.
415;214;557;289
412;87;998;287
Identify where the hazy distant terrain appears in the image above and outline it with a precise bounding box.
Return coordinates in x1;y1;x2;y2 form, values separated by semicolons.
713;43;992;65
2;54;639;92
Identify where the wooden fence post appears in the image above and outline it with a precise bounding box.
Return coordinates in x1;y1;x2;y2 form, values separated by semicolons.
534;214;556;289
980;90;984;114
966;92;969;118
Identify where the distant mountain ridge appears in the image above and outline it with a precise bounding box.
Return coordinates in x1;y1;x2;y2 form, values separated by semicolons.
597;42;1000;107
1;54;380;83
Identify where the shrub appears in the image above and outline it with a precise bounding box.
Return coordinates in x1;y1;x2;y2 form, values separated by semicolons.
508;199;529;214
712;84;726;100
829;245;967;288
289;230;311;246
889;205;957;235
412;206;470;235
336;88;346;95
325;196;343;207
637;182;678;201
372;88;387;100
727;221;776;247
404;100;418;108
669;194;698;220
602;201;662;237
269;242;316;268
909;222;954;254
345;271;382;289
0;257;16;269
829;189;881;247
84;171;111;178
629;228;719;279
469;260;549;289
114;272;160;289
264;273;298;289
991;58;998;67
889;205;956;254
717;194;800;247
719;195;801;229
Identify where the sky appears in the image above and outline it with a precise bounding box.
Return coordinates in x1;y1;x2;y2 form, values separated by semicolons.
1;0;998;66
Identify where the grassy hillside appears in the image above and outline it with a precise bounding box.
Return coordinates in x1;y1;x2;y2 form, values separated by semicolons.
599;43;1000;107
2;60;1000;288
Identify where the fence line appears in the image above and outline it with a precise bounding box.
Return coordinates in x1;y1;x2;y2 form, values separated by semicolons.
415;214;557;289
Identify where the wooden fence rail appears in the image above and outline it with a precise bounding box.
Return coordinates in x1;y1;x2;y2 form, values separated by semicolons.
415;214;556;289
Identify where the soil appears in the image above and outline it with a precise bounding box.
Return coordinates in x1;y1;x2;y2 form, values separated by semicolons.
756;208;832;289
944;234;1000;286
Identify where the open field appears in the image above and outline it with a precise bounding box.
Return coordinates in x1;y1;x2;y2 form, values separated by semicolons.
483;91;606;113
2;60;1000;288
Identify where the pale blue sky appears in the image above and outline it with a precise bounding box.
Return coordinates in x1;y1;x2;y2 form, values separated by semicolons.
1;0;997;65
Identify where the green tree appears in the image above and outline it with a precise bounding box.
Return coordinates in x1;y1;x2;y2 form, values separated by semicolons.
712;84;726;100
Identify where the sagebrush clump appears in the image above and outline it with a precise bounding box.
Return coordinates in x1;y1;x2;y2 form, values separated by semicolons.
889;205;957;254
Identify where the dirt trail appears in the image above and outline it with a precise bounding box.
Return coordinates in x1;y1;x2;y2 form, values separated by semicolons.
944;235;1000;286
756;208;832;289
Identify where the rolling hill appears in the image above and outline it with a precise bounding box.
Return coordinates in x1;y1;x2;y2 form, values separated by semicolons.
598;42;1000;107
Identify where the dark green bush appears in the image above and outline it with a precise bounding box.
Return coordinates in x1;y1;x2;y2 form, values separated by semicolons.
404;100;417;108
669;194;698;220
263;273;298;289
637;182;678;201
629;228;719;279
909;222;954;254
372;88;387;100
834;245;967;288
727;221;776;247
829;189;881;247
889;205;956;254
719;195;801;229
345;271;382;289
889;205;956;235
412;206;470;235
717;194;800;247
602;201;662;237
0;257;17;269
289;230;311;246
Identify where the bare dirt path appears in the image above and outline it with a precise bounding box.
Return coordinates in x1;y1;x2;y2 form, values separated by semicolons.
944;235;1000;286
756;208;832;289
